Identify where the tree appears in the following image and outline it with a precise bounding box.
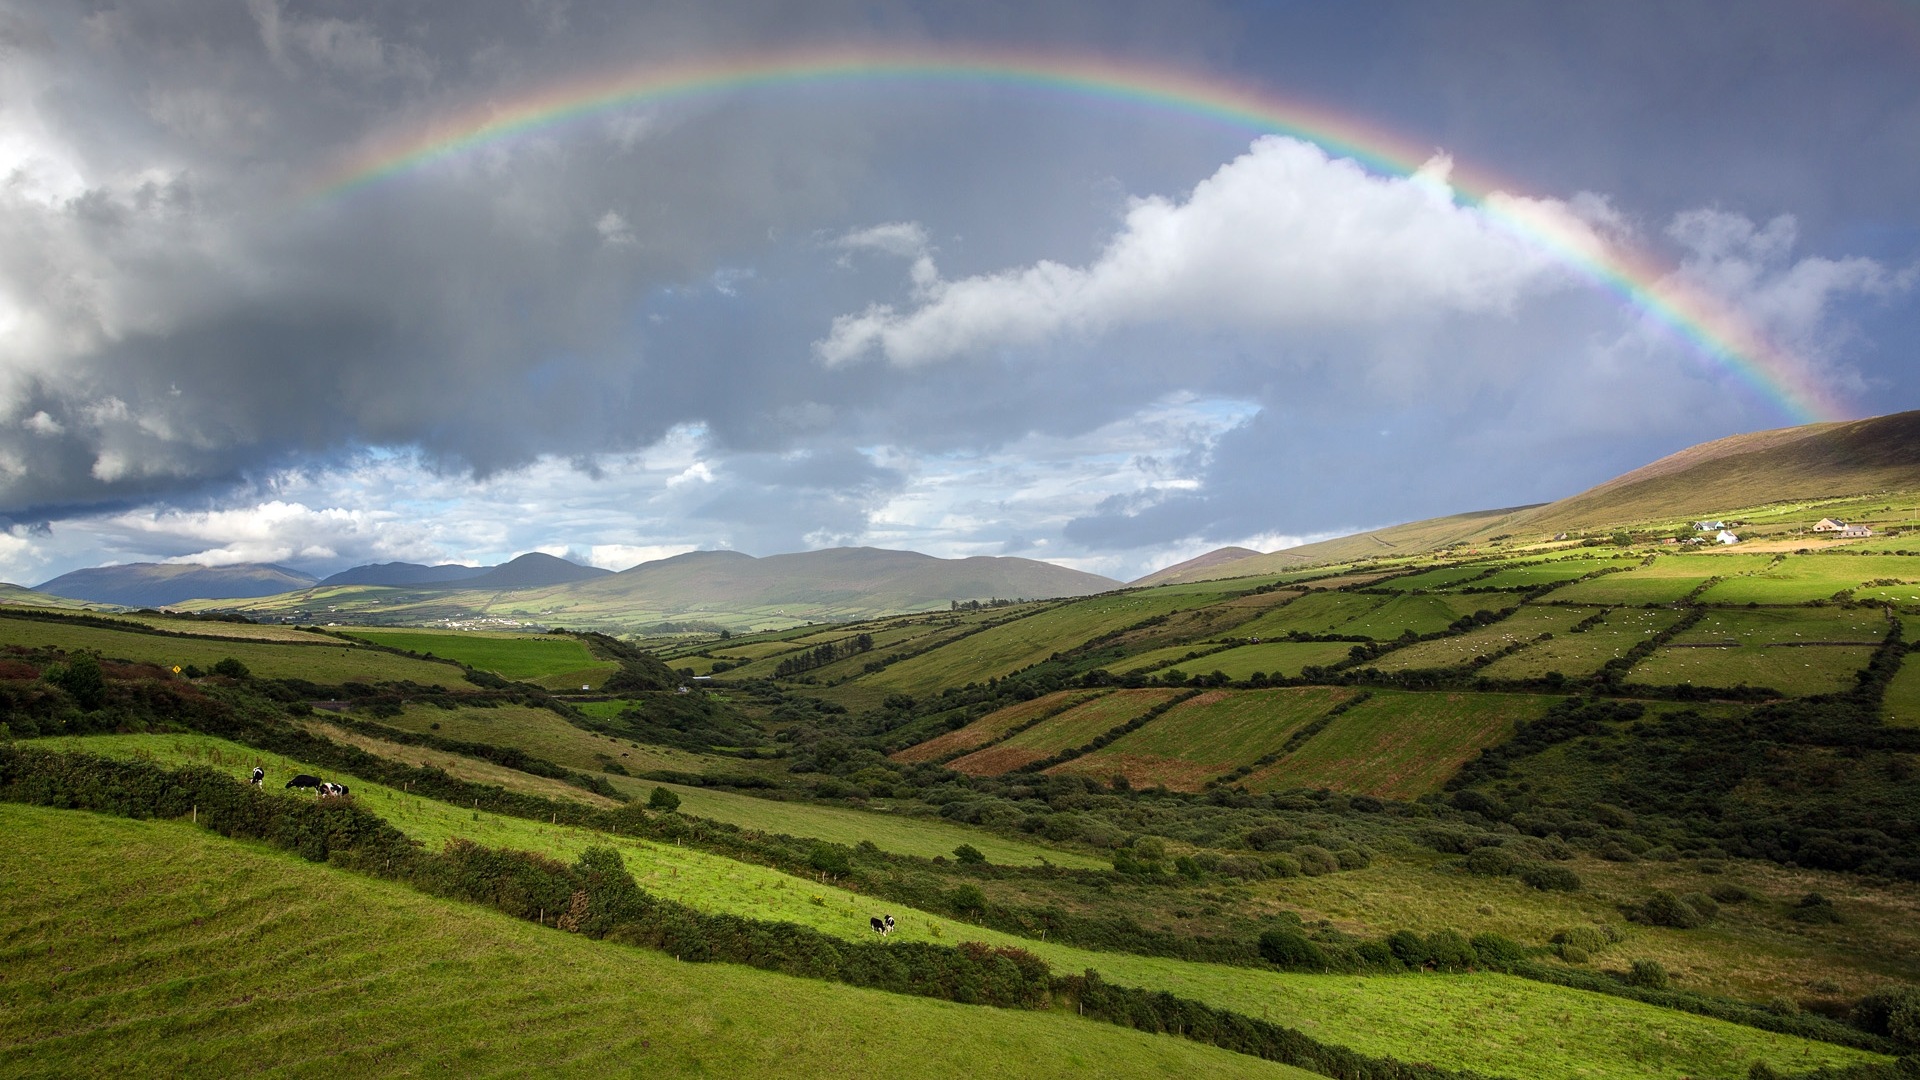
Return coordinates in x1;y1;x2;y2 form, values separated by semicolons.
51;653;106;711
952;844;986;865
647;786;681;813
211;657;250;679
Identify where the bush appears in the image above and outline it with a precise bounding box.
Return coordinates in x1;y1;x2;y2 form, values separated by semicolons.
1465;846;1518;876
1470;932;1528;968
1626;959;1670;989
647;786;682;812
1708;883;1757;904
952;843;986;865
949;883;987;916
1424;930;1478;973
1294;844;1339;876
1257;928;1327;970
1852;986;1920;1047
1791;892;1843;924
47;654;105;711
807;842;853;878
211;657;250;679
1636;890;1708;929
1520;863;1582;892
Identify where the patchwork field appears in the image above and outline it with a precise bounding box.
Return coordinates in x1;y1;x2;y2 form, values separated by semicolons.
946;690;1181;775
1242;691;1553;799
1369;605;1600;672
1471;558;1631;591
1339;593;1520;639
889;689;1107;764
1375;565;1497;592
1698;554;1920;605
1626;607;1889;695
111;615;347;643
365;702;731;776
1045;687;1359;791
1479;606;1686;680
343;627;620;688
0;806;1310;1080
23;736;1886;1080
1229;592;1388;638
0;614;462;684
1552;554;1778;605
1886;651;1920;726
1129;640;1360;680
855;593;1216;694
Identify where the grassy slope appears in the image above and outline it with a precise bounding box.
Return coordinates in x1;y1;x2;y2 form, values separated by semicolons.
0;805;1313;1080
1698;554;1920;604
1245;692;1552;800
1888;652;1920;727
340;627;619;687
947;691;1181;776
0;616;461;684
1049;688;1357;791
373;702;734;776
1480;607;1686;680
1370;606;1599;672
25;734;1890;1079
888;690;1107;764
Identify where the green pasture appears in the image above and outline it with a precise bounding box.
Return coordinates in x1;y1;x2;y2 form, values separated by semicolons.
718;611;1008;683
1369;606;1599;672
1339;593;1520;640
1479;607;1686;680
709;639;813;660
1697;554;1920;604
1552;554;1777;605
889;690;1106;764
23;735;1887;1079
853;593;1201;695
1373;565;1494;592
1048;687;1358;791
1628;645;1878;697
1471;558;1629;591
947;690;1180;775
1113;642;1239;674
341;627;618;688
1230;592;1387;638
1668;607;1890;647
1245;691;1552;800
1885;651;1920;726
110;614;345;643
0;806;1312;1080
1133;640;1358;680
367;702;733;777
0;614;461;684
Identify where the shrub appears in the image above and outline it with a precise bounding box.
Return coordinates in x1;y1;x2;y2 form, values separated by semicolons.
1680;891;1720;922
1520;863;1582;892
1626;959;1670;989
1708;883;1757;904
1424;930;1477;973
949;883;987;916
1464;846;1518;876
1334;847;1370;870
1257;928;1327;970
647;786;682;812
1294;844;1339;876
1636;890;1708;929
211;657;250;679
1791;892;1843;925
1470;932;1528;969
47;653;105;711
1852;986;1920;1047
1556;944;1590;964
807;842;853;878
952;843;986;865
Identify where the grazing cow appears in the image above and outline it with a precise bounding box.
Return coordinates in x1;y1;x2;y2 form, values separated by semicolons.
325;782;350;798
869;914;895;936
250;767;264;786
286;774;322;792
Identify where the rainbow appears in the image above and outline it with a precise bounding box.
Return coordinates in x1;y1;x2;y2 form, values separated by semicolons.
309;46;1848;424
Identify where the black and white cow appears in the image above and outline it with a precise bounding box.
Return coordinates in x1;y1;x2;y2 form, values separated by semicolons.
869;914;895;936
317;782;351;798
250;767;264;786
285;774;322;792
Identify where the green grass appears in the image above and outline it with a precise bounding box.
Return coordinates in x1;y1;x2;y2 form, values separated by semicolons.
0;804;1315;1080
1887;651;1920;727
1471;558;1632;591
889;690;1107;764
1479;607;1686;680
1245;691;1552;799
367;702;733;776
0;615;462;685
1697;554;1920;605
854;594;1212;695
1129;641;1359;680
1049;687;1358;791
1230;593;1387;639
1370;606;1600;672
341;627;619;688
945;691;1182;776
1551;554;1778;605
1339;593;1520;639
1374;565;1496;592
1626;607;1889;695
30;734;1888;1080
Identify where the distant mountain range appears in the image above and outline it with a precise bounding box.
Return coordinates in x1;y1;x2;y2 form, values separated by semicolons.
33;563;320;608
1136;408;1920;585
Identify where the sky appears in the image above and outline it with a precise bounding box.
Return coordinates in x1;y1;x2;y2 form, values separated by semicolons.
1;0;1917;586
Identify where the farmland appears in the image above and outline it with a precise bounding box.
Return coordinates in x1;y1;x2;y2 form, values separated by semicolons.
0;612;461;684
888;689;1106;763
1046;687;1358;790
343;626;620;687
1242;691;1552;799
1368;605;1599;671
1627;607;1889;695
1552;554;1778;604
1478;606;1686;680
946;689;1180;775
1698;554;1920;605
0;806;1308;1080
1121;640;1358;680
1887;652;1920;726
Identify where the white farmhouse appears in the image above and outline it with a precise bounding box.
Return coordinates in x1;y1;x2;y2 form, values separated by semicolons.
1715;530;1740;545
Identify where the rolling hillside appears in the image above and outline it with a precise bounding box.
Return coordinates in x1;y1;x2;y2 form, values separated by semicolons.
33;561;319;607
